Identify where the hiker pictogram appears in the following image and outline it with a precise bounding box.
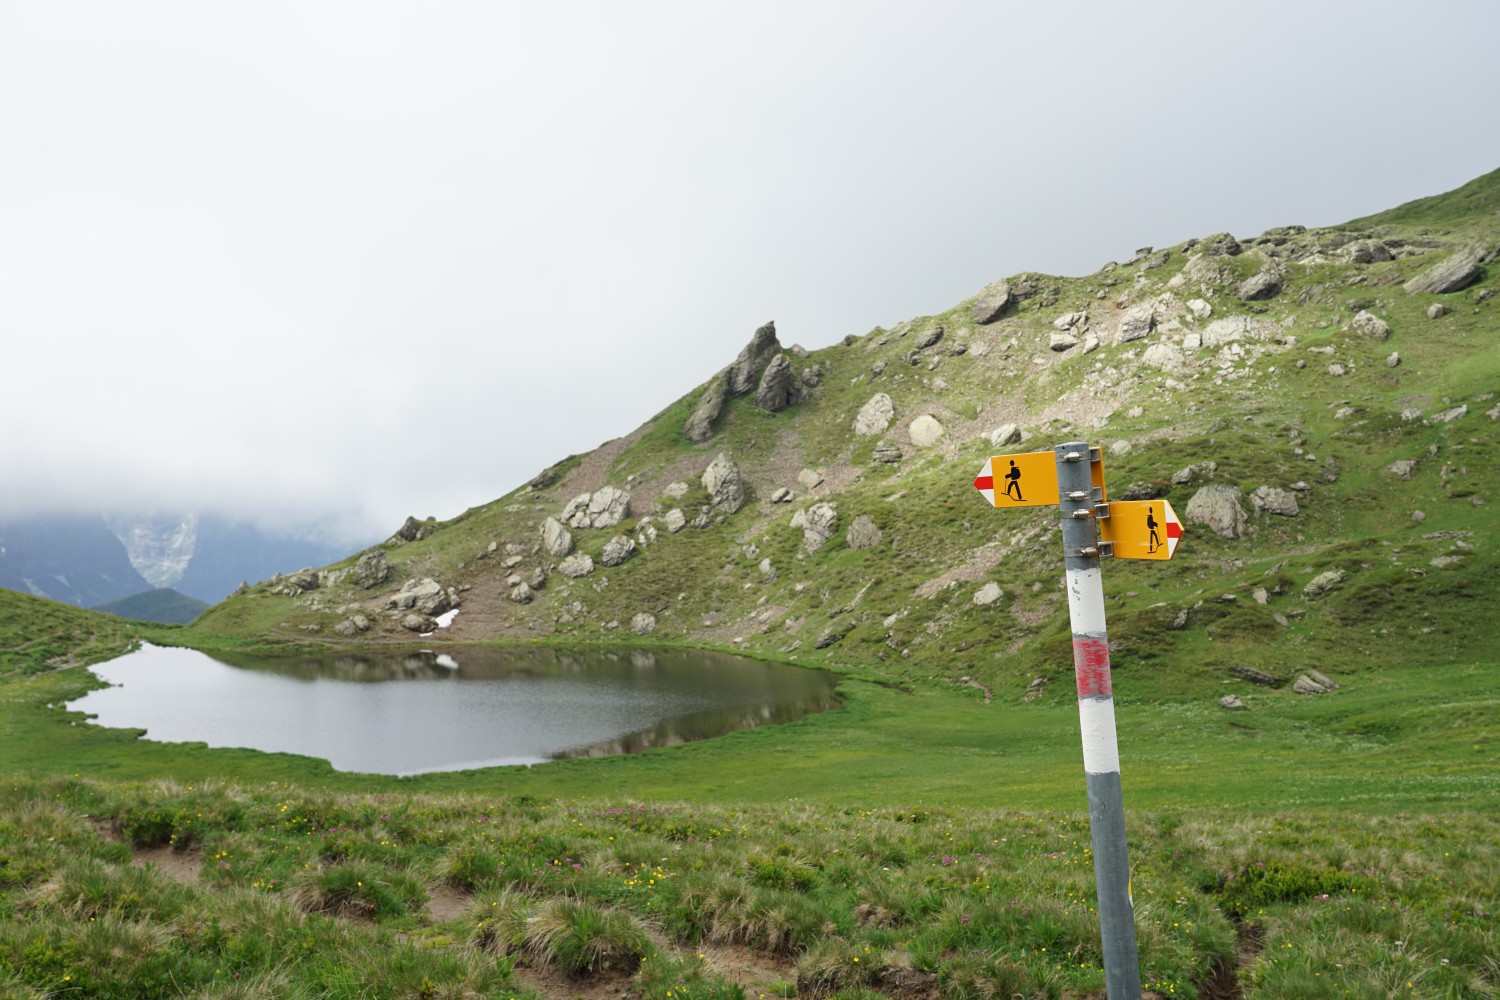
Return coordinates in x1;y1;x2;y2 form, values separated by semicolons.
1146;510;1160;553
1003;459;1023;501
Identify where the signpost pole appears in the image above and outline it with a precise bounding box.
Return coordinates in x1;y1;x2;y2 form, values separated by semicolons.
1055;441;1141;1000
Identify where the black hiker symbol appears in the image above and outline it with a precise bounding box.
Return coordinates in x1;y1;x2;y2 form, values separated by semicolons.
1146;509;1161;553
1003;459;1024;501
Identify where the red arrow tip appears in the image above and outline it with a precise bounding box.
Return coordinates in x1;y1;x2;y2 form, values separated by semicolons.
974;475;994;491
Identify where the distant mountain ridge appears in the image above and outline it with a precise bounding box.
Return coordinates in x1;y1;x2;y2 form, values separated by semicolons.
0;512;363;607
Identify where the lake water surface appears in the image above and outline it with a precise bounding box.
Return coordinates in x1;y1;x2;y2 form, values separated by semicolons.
69;644;839;775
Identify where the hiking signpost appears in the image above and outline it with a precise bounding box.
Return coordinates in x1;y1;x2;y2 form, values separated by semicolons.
972;442;1184;1000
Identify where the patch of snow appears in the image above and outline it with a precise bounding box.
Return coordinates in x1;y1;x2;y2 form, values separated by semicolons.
433;608;460;628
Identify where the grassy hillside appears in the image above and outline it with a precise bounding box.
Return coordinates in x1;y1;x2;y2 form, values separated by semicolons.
0;588;158;678
93;588;210;626
182;169;1500;715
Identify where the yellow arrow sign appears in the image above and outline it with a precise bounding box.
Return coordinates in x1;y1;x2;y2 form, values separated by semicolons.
1100;499;1183;560
973;450;1106;509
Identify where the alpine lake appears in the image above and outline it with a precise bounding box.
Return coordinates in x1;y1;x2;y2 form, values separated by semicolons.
67;644;840;776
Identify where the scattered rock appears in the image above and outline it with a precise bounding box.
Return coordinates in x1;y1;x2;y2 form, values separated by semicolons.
1115;303;1157;343
1219;694;1249;711
1187;298;1213;320
541;517;574;558
1328;363;1347;377
1386;352;1401;368
1302;569;1347;598
854;392;896;436
1237;262;1286;301
1294;674;1335;695
630;612;657;635
508;581;535;604
1352;310;1391;341
797;468;825;491
662;509;687;533
1229;665;1282;687
1344;239;1392;264
1427;303;1451;319
562;486;631;529
558;553;596;578
1201;232;1242;257
908;414;946;447
702;452;747;514
1171;461;1218;486
970;279;1012;324
1251;486;1300;517
1403;247;1484;295
1386;459;1419;480
871;442;902;464
989;423;1022;447
846;514;883;550
1434;404;1468;423
972;582;1003;607
334;620;358;637
1049;331;1080;352
388;578;450;616
915;325;944;350
352;550;390;589
393;515;431;543
1053;311;1087;330
793;503;839;552
1186;484;1247;539
400;613;434;633
770;487;794;503
599;535;637;567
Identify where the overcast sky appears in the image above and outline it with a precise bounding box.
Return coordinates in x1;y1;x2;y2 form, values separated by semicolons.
3;1;1496;542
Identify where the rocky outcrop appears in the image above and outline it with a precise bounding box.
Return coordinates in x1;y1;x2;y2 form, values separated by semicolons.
392;515;432;543
562;486;631;529
854;393;896;436
871;442;902;464
684;378;727;442
1403;247;1483;295
1201;232;1242;256
541;517;574;557
728;321;782;396
1237;261;1286;301
1185;484;1247;539
970;280;1012;324
755;354;796;412
702;453;747;514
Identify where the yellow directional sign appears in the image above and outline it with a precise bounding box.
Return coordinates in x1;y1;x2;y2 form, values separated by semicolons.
973;450;1106;509
1100;499;1183;560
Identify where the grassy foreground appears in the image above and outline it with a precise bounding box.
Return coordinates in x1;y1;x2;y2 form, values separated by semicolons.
1;775;1495;1000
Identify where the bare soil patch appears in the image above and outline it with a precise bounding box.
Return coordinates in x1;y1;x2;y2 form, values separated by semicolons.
131;846;201;886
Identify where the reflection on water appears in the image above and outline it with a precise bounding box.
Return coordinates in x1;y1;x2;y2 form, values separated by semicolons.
68;644;840;776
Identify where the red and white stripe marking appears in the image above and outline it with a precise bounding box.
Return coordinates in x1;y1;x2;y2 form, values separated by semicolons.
1068;564;1121;775
972;457;996;506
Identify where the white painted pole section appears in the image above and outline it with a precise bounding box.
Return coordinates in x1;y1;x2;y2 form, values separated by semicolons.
1066;564;1108;634
1076;696;1122;774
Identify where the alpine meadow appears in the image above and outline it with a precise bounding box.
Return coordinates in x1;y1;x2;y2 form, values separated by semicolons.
3;170;1498;1000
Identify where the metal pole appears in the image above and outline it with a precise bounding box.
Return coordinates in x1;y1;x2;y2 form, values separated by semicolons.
1055;441;1141;1000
